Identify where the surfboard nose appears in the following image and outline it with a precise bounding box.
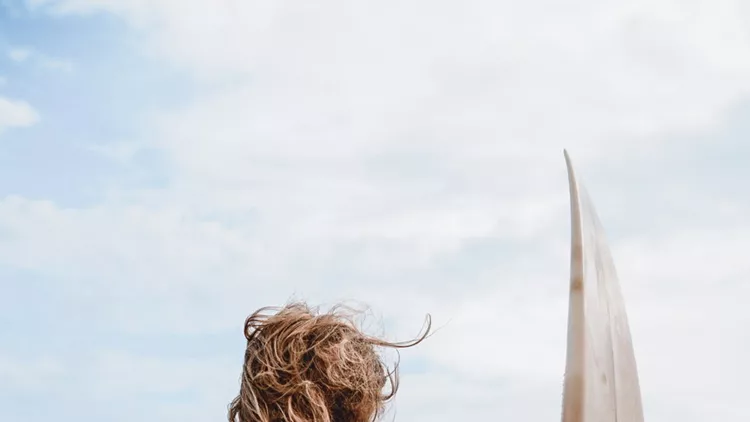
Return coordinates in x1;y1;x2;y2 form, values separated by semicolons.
561;151;644;422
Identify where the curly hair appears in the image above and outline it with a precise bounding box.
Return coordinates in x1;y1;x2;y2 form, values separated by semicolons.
228;302;430;422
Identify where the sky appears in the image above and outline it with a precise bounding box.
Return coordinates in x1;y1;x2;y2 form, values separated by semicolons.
1;0;750;421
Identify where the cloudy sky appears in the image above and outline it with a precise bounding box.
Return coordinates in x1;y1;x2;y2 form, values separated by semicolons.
1;0;750;421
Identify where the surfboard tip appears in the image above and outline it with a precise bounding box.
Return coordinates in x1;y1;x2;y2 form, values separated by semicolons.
563;149;575;175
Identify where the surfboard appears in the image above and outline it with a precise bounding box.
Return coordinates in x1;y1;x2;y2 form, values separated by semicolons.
561;151;644;422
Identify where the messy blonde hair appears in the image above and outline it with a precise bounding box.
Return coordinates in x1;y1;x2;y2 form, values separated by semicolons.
228;302;430;422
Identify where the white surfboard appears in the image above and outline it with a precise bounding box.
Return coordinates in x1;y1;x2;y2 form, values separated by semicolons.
561;151;644;422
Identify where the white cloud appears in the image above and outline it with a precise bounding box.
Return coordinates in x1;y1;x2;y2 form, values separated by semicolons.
2;194;749;421
30;0;750;153
7;47;32;62
0;355;66;392
39;56;74;72
0;96;39;132
84;352;237;401
84;141;143;164
0;350;239;421
6;46;73;72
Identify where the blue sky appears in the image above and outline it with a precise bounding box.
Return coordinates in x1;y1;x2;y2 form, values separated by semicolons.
2;0;750;421
0;7;185;207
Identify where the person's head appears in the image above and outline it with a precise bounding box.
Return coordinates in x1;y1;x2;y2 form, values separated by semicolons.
228;302;429;422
